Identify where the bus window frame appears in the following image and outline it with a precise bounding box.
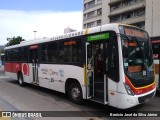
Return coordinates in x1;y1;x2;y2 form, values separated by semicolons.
108;34;120;82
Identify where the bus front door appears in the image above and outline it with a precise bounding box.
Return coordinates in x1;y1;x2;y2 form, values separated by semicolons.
29;46;39;84
86;41;108;104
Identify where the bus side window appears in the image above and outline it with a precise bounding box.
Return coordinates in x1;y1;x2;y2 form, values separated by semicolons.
21;47;28;62
41;42;58;63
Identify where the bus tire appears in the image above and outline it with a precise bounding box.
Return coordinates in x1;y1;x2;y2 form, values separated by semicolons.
68;82;84;104
18;73;25;86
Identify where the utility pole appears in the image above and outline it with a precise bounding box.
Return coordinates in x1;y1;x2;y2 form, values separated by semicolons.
33;31;37;40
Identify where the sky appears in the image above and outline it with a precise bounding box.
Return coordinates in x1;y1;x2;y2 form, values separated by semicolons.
0;0;83;45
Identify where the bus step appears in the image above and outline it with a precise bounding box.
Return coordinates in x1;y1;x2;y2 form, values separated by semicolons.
90;97;104;104
94;89;104;93
94;89;104;98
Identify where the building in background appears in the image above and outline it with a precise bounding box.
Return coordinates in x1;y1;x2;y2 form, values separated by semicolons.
83;0;110;28
83;0;160;37
64;27;76;34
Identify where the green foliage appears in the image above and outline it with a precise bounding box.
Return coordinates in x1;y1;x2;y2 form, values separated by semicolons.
6;36;25;46
0;48;4;54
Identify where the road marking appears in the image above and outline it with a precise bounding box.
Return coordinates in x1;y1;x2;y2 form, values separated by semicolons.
0;108;11;120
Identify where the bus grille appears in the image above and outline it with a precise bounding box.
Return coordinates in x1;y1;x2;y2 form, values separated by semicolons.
138;92;155;103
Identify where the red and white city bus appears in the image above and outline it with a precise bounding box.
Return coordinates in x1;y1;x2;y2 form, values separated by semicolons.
4;23;156;109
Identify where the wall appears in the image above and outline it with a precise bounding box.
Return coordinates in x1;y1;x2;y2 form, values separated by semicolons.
145;0;160;37
102;0;110;25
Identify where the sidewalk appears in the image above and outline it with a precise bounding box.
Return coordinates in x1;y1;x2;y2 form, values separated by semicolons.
0;70;9;78
0;70;4;75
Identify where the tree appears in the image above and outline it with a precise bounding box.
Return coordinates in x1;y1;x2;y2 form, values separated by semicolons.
6;36;25;46
0;48;4;54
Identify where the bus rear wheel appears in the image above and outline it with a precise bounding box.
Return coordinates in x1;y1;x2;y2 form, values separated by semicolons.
68;82;84;104
18;73;25;86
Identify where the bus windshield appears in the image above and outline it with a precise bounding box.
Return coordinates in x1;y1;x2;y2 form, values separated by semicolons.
119;26;154;80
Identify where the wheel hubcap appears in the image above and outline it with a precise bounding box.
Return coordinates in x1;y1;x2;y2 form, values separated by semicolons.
71;87;80;100
19;76;22;84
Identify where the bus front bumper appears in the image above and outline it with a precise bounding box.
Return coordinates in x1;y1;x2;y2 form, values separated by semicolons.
117;88;156;109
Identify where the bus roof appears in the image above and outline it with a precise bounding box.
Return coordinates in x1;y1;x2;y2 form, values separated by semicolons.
4;23;140;50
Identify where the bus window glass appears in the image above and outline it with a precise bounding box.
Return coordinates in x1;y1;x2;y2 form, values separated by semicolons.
6;49;12;61
13;48;20;61
152;45;159;59
21;47;28;61
120;26;154;80
42;42;58;63
5;50;8;61
59;39;82;63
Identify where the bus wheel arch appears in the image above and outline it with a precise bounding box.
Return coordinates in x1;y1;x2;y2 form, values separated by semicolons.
17;72;25;86
65;78;84;104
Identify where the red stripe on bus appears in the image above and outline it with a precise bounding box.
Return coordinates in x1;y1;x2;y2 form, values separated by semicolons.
12;63;21;73
4;62;12;72
4;62;21;73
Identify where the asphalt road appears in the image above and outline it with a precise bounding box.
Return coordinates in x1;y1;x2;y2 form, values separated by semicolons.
0;71;160;120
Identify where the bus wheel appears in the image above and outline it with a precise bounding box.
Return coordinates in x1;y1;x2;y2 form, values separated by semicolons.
18;73;25;86
68;82;84;104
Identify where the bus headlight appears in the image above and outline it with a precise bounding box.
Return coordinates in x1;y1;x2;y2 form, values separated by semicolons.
124;83;135;96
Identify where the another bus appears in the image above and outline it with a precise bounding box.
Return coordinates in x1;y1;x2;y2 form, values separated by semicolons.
0;53;4;71
151;36;160;90
4;23;156;109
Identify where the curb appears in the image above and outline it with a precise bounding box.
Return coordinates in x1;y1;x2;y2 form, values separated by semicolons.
0;76;9;79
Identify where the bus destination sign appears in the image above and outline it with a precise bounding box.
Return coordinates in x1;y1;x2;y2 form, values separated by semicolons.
124;27;146;38
87;33;109;42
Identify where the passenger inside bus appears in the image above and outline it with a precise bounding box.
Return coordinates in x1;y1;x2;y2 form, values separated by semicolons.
95;43;103;78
